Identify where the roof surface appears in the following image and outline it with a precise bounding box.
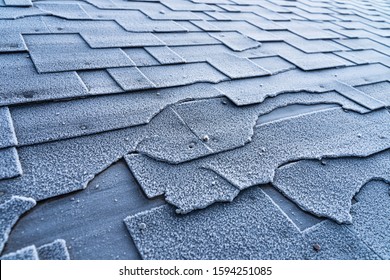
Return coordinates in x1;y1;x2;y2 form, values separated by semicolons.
0;0;390;260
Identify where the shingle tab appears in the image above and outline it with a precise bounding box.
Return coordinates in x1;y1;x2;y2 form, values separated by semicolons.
107;67;156;91
0;107;17;149
35;3;91;19
209;31;261;51
155;32;220;46
145;46;186;64
124;187;308;259
140;63;228;88
0;148;22;180
24;34;135;73
207;53;270;79
1;245;38;260
122;48;160;67
37;239;70;260
77;70;123;95
0;53;88;106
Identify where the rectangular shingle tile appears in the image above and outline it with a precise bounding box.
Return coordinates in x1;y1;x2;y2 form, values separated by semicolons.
0;7;46;19
122;48;160;67
225;12;285;30
23;34;134;73
334;38;390;56
81;31;165;48
140;63;228;88
124;187;308;260
204;11;231;20
335;50;390;67
0;147;22;180
107;67;156;91
77;70;123;95
35;3;91;19
190;20;220;31
155;32;220;46
3;0;32;6
207;53;270;79
0;53;88;106
209;31;261;51
250;56;296;74
280;21;342;40
145;46;186;64
0;107;17;148
0;33;26;53
171;44;235;62
357;82;390;106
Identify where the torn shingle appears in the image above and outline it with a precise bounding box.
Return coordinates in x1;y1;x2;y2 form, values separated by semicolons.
124;187;308;259
37;239;70;260
348;181;390;259
0;196;36;253
1;245;38;260
0;148;22;180
23;34;134;73
209;31;261;51
107;67;155;91
273;150;390;223
145;46;186;65
206;53;270;79
0;107;17;149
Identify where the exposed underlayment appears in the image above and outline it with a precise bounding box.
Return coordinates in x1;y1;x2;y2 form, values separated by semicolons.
1;0;390;260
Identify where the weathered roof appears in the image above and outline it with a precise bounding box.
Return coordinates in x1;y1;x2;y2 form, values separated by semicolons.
0;0;390;260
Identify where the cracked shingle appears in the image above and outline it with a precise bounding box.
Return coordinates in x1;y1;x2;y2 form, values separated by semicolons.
24;34;134;73
273;149;390;223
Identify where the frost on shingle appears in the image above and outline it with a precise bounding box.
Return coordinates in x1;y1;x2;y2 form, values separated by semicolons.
11;84;222;146
122;48;160;67
37;239;70;260
273;149;390;223
0;6;47;19
216;63;390;106
206;53;270;79
335;49;390;67
23;34;134;73
348;181;390;259
0;196;36;253
0;107;17;149
303;221;380;260
127;108;390;213
250;56;295;74
3;0;32;7
124;187;308;260
77;70;123;95
209;31;261;51
35;3;91;19
0;148;22;180
125;154;239;213
155;32;220;46
107;67;155;91
145;46;186;65
0;53;88;106
0;33;26;53
1;245;38;260
357;82;390;106
139;63;228;88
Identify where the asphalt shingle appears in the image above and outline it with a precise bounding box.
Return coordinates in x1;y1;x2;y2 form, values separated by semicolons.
0;148;22;180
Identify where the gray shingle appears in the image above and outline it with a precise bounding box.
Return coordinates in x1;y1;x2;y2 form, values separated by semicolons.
335;49;390;67
122;48;160;67
0;107;17;149
1;245;38;260
0;196;36;252
35;3;91;19
348;181;390;259
24;34;135;73
78;70;123;95
140;63;228;88
127;108;390;212
124;187;308;260
303;221;380;260
0;53;88;106
0;148;22;180
216;63;389;106
207;53;270;79
107;67;155;91
250;56;296;74
209;31;261;51
3;0;32;6
357;82;390;106
0;7;47;19
145;46;186;64
37;239;70;260
0;33;26;53
155;32;220;46
11;84;222;146
273;150;390;223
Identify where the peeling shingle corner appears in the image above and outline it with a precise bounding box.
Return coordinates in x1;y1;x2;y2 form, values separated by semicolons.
37;239;70;260
1;245;38;260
